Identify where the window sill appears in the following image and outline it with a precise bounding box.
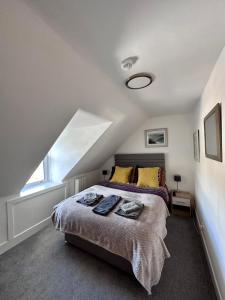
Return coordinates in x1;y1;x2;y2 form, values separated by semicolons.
20;181;64;197
2;182;66;206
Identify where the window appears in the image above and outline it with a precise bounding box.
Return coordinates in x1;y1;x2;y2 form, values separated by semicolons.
26;157;49;187
48;109;112;182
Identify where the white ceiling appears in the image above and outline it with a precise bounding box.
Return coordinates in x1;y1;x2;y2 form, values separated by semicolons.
24;0;225;115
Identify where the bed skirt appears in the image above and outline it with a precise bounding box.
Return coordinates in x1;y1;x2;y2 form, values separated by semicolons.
65;233;133;274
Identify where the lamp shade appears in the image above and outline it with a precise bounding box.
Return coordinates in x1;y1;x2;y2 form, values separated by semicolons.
102;170;108;176
174;175;181;182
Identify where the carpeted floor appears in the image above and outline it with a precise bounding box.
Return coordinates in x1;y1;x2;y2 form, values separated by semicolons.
0;215;216;300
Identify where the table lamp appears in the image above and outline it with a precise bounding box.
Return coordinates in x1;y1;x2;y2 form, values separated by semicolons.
174;175;181;191
102;170;108;180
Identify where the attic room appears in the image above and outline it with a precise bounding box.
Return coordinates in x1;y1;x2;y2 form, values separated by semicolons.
0;0;225;299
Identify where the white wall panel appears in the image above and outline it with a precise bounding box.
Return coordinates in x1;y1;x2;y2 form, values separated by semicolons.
0;184;65;255
0;169;100;255
7;186;65;239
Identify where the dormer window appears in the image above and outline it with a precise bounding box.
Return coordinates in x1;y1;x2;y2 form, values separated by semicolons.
25;157;49;188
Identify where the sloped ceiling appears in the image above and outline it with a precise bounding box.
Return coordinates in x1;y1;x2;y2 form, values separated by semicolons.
0;0;146;197
1;0;225;197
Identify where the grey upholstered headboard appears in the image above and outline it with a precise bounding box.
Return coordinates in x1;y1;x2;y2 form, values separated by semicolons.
114;153;165;170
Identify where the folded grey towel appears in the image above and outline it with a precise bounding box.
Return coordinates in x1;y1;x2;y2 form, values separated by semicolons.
115;200;144;219
121;200;143;213
77;193;103;206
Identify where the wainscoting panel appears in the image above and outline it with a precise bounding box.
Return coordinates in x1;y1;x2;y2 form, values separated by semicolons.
0;184;66;255
7;185;65;240
0;169;100;255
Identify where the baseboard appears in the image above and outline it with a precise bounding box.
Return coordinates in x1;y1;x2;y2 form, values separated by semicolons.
195;212;222;300
0;217;51;255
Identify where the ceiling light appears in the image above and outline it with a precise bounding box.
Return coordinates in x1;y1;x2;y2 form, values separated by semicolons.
125;73;153;89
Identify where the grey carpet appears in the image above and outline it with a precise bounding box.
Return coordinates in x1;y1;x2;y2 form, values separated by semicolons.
0;216;216;300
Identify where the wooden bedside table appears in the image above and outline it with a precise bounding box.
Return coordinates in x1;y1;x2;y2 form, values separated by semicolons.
171;191;194;216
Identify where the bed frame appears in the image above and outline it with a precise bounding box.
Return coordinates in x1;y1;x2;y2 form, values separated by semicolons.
65;153;165;274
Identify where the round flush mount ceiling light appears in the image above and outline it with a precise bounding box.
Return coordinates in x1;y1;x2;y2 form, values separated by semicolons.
125;73;153;89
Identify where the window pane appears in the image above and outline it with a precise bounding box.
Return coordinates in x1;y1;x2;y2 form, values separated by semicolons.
26;161;44;184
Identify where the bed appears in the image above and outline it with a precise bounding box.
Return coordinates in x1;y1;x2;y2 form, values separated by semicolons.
52;153;171;294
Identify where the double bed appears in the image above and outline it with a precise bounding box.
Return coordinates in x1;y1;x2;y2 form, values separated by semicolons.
52;154;171;294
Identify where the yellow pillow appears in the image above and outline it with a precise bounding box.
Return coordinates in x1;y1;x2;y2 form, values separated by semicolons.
110;166;133;184
137;167;160;188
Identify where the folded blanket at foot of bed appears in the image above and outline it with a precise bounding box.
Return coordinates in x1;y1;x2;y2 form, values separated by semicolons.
76;193;103;206
92;195;121;216
115;200;144;219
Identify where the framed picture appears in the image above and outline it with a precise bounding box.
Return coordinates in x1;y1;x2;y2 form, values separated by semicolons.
145;128;168;147
193;130;200;162
204;103;222;162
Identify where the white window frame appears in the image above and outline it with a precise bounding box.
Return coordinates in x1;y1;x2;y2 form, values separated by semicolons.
25;156;49;189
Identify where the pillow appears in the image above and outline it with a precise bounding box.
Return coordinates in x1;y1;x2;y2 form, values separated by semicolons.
133;167;165;186
130;166;138;183
159;168;166;186
110;166;133;184
131;166;139;183
137;167;160;188
109;166;136;183
109;166;116;180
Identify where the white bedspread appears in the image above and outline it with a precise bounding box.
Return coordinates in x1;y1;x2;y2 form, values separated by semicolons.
52;185;170;294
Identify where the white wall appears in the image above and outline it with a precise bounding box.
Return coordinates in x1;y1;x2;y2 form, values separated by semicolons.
102;113;195;192
193;46;225;300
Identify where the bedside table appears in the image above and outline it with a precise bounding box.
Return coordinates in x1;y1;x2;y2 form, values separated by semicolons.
171;191;194;216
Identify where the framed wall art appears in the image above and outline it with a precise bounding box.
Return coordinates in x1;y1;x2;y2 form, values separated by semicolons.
145;128;168;148
193;130;200;162
204;103;222;162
